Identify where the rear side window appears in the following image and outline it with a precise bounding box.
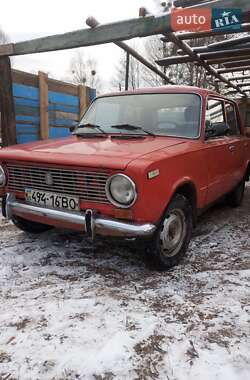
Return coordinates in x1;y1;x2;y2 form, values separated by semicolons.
225;102;240;136
206;99;225;126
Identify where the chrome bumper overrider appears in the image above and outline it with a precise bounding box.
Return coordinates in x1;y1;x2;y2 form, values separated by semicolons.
3;194;156;239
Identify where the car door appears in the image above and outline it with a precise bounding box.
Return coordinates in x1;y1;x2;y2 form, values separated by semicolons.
205;97;235;205
224;100;246;187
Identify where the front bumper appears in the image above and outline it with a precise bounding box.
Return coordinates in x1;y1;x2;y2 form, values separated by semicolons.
2;194;156;239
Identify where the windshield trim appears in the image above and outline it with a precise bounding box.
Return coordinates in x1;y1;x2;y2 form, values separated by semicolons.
77;92;203;140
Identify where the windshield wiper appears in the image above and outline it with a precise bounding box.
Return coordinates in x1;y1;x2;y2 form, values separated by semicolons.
111;124;155;136
74;123;107;135
74;133;107;139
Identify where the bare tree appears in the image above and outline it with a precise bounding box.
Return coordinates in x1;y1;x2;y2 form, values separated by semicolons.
111;50;142;91
0;26;9;44
69;51;101;89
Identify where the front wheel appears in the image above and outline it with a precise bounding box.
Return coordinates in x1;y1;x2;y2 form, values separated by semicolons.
12;215;53;234
148;194;193;270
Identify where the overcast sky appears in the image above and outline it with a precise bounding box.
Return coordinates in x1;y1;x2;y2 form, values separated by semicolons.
1;0;161;91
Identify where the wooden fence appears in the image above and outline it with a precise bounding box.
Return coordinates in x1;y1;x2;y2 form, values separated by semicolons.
0;67;96;146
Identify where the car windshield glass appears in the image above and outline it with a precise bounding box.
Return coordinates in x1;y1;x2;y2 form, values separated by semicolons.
77;93;201;138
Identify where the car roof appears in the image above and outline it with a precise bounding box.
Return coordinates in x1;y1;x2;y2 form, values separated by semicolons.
98;85;224;99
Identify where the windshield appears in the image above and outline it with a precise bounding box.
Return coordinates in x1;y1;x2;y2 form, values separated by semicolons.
76;93;201;138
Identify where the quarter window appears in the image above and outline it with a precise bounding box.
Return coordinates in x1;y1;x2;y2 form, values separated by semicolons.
206;99;225;126
225;102;240;135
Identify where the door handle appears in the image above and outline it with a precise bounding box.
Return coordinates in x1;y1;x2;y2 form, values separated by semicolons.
229;145;236;152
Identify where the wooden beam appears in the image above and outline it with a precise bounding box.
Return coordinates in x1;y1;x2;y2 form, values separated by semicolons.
186;44;250;55
0;15;173;57
216;74;250;81
206;35;250;50
0;0;249;57
161;32;247;96
218;66;250;73
223;60;250;68
86;16;174;84
236;82;250;87
162;23;250;41
0;57;16;146
39;71;49;140
156;55;194;66
157;49;250;66
207;55;250;65
198;48;250;61
0;44;14;56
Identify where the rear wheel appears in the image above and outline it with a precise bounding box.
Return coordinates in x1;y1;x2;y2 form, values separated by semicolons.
148;194;193;270
12;215;53;234
227;180;245;208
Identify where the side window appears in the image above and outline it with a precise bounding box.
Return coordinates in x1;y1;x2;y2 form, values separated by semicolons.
225;102;240;136
206;99;225;128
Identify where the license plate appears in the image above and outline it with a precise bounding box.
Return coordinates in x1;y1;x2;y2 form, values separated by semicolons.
25;189;80;212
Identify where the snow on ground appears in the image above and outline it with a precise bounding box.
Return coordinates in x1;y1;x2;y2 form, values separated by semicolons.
0;186;249;380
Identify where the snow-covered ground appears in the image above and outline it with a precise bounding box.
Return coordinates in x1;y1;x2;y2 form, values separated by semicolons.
0;186;249;380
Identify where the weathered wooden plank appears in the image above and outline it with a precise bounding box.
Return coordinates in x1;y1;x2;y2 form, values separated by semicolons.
0;43;14;56
218;66;250;74
48;91;79;106
0;57;16;146
15;104;40;117
50;111;78;121
13;83;39;100
223;60;250;68
17;134;39;144
78;85;88;119
51;118;77;127
48;103;79;114
16;124;39;134
49;127;70;139
39;71;49;139
48;78;79;96
12;69;39;88
16;115;40;124
15;97;40;108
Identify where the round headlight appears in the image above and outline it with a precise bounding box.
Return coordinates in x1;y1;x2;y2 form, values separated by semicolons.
0;166;7;187
106;174;137;208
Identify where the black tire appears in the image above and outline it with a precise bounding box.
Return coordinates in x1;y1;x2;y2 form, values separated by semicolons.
12;215;53;234
147;194;193;270
227;180;245;208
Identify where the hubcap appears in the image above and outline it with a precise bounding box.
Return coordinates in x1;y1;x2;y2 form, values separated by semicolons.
160;209;187;258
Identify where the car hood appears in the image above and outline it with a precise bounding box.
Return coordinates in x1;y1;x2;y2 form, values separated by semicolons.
0;136;186;170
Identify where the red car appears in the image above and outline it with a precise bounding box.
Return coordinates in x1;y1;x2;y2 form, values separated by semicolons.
0;87;249;269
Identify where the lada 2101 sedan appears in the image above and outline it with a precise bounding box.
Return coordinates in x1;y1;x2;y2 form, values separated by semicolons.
0;87;249;270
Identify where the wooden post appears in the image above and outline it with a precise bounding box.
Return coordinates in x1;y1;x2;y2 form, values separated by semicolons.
39;71;49;139
0;57;16;146
125;52;130;91
78;85;89;119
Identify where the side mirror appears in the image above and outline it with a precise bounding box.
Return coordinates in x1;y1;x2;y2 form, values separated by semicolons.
205;122;230;140
69;121;78;133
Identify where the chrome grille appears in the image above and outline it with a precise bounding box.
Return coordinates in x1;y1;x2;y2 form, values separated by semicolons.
6;163;110;204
